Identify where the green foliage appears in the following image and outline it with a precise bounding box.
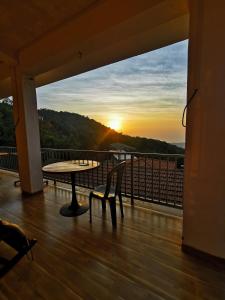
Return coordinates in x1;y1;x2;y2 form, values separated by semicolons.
0;102;15;146
0;103;184;154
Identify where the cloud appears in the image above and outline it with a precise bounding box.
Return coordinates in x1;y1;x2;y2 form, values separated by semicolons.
36;40;188;141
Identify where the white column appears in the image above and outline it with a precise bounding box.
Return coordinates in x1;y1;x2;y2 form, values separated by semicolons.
183;0;225;259
11;66;43;194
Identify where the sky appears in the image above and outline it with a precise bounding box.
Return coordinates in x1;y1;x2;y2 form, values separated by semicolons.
37;40;188;143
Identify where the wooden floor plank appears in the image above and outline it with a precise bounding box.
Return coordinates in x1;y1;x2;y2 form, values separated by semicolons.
0;172;225;300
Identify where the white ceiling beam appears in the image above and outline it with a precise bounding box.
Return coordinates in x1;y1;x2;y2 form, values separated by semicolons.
36;14;188;87
0;0;189;98
19;0;188;75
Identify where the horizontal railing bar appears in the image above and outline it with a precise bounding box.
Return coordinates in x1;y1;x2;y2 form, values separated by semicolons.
0;146;184;209
40;148;184;158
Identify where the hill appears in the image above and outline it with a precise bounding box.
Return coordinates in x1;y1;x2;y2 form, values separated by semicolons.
0;101;184;154
172;142;185;149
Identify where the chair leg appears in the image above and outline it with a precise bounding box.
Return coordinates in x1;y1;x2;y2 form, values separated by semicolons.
109;199;117;228
119;194;124;218
89;193;93;223
101;199;106;213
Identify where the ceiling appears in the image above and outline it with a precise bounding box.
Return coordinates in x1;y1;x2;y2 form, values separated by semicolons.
0;0;97;56
0;0;189;98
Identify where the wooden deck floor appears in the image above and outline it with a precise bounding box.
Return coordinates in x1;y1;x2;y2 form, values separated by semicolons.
0;172;225;300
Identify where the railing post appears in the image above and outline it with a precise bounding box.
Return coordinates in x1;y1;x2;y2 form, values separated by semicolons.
130;154;134;205
0;147;184;209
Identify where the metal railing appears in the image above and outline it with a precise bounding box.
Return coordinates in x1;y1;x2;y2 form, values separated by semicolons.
0;146;184;209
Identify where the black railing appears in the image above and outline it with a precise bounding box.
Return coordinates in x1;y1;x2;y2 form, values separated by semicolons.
0;147;184;209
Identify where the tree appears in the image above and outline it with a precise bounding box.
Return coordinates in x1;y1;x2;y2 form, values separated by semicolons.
0;103;184;154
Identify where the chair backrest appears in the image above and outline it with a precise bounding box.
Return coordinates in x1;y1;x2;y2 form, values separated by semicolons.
105;161;126;198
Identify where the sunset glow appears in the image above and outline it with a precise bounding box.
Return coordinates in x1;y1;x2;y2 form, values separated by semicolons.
37;40;188;143
108;116;122;131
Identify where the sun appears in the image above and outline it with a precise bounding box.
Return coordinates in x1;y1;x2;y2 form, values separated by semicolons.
108;116;122;131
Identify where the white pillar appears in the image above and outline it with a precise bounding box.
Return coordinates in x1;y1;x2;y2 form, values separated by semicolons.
183;0;225;259
11;66;43;194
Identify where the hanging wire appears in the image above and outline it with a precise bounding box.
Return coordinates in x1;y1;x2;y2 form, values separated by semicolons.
182;89;198;127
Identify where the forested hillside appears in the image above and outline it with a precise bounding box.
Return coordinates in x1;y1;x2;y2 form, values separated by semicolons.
0;100;184;154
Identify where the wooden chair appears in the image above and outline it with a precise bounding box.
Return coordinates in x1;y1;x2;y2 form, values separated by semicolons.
89;161;126;227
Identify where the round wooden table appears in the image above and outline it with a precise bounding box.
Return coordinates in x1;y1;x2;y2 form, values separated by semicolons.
42;160;100;217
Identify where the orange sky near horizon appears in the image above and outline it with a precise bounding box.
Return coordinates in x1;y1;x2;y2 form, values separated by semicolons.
37;40;188;143
94;111;185;142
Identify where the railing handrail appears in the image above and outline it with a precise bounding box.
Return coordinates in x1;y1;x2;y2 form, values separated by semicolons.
0;146;184;209
0;146;184;158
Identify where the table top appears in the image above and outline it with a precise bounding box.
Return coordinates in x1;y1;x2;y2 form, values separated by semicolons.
42;160;100;173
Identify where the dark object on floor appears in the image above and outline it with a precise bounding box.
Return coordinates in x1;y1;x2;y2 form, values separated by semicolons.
89;161;126;227
0;219;37;278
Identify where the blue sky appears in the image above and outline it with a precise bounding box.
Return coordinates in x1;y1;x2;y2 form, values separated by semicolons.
37;40;188;142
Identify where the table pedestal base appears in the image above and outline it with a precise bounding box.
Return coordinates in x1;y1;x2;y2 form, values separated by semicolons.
60;203;89;217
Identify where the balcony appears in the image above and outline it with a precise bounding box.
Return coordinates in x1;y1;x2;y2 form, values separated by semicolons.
1;0;225;296
0;169;225;299
0;147;184;211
